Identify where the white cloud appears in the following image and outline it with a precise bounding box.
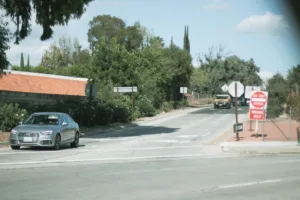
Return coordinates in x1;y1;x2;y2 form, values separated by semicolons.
236;11;289;36
202;0;229;10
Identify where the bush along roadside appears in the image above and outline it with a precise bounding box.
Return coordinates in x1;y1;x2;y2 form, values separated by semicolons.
0;96;190;131
286;94;300;122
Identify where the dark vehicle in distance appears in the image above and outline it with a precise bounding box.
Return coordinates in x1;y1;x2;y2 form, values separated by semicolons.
9;112;80;150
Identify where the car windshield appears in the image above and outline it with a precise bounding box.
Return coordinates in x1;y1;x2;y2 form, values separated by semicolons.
216;96;228;99
24;114;60;125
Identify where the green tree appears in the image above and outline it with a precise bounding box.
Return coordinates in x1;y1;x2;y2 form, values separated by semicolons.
0;18;9;71
20;53;24;70
266;73;288;118
0;0;93;71
87;15;143;51
287;64;300;93
191;68;209;93
27;54;30;70
198;46;262;94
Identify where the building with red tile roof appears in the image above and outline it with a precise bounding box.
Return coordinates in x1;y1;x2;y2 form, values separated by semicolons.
0;70;88;104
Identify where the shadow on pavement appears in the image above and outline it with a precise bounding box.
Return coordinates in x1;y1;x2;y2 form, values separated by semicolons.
188;106;248;115
85;126;180;139
18;144;86;151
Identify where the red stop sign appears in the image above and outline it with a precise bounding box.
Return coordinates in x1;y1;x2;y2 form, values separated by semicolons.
250;91;267;109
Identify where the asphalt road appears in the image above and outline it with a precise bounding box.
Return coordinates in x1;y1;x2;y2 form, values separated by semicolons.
3;106;297;199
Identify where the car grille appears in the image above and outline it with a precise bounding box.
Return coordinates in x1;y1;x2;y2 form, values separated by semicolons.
18;132;39;143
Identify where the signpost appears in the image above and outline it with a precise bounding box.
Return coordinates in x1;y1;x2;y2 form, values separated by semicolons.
228;81;245;141
249;91;268;139
114;86;138;121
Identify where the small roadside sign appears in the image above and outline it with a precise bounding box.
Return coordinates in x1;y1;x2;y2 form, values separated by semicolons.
180;87;187;94
249;109;266;121
233;123;243;133
221;84;229;92
114;87;138;93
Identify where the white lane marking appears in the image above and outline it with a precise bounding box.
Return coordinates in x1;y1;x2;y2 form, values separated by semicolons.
106;167;197;175
218;179;281;189
177;141;191;144
176;135;198;139
0;154;239;166
200;132;211;137
275;159;300;163
151;139;178;143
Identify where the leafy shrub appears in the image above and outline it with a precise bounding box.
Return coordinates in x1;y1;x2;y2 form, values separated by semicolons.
136;97;156;117
266;97;283;119
286;95;300;122
108;95;131;122
95;103;114;125
0;104;28;131
161;101;173;112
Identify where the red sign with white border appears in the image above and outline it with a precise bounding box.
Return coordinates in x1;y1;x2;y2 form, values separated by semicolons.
249;109;266;120
249;91;268;121
250;91;268;109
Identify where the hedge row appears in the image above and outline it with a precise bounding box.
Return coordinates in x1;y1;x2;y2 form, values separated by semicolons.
0;96;188;131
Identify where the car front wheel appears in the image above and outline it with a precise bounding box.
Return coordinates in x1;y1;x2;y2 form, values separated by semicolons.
53;134;61;150
70;132;79;148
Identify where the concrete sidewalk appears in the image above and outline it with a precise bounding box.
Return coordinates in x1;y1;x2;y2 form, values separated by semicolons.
221;118;300;154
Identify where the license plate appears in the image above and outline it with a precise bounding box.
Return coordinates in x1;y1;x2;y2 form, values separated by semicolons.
23;137;32;142
219;104;223;106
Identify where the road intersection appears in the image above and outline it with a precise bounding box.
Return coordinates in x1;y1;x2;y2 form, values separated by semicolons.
1;106;299;199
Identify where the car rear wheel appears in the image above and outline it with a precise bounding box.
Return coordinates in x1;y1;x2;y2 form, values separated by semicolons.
11;145;20;150
70;132;79;148
53;134;61;150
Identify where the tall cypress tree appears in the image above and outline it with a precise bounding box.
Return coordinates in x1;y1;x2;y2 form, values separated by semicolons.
183;26;187;50
186;26;190;53
20;52;24;70
170;36;174;47
27;54;30;70
183;25;190;53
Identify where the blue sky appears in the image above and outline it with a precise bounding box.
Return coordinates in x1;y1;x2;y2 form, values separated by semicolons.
6;0;300;81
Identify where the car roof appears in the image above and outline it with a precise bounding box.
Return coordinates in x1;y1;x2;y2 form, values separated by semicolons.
216;94;229;97
32;112;66;116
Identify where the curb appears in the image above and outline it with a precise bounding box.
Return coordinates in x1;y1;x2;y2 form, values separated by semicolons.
221;141;300;154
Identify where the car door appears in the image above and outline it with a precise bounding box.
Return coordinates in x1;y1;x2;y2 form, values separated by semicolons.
66;115;76;140
60;115;70;142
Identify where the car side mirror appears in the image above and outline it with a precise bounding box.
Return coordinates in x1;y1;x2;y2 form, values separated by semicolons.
62;122;68;126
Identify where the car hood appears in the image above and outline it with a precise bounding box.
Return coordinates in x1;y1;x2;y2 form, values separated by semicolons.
13;125;59;133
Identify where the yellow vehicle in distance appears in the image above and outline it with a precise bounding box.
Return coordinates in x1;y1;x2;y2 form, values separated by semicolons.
214;94;231;109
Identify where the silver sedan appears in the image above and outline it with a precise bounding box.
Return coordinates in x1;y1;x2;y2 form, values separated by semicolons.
10;112;80;150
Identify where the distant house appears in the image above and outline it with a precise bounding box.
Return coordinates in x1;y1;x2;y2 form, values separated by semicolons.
0;70;88;105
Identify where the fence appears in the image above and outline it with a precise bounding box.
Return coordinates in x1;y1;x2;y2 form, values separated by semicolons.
245;103;300;142
187;92;214;106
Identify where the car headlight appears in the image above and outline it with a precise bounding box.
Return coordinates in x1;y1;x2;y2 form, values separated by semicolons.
41;130;53;135
11;129;17;134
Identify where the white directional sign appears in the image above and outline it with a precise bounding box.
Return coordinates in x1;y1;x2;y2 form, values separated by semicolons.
221;84;229;92
180;87;187;94
114;87;138;93
245;86;261;99
228;81;244;97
